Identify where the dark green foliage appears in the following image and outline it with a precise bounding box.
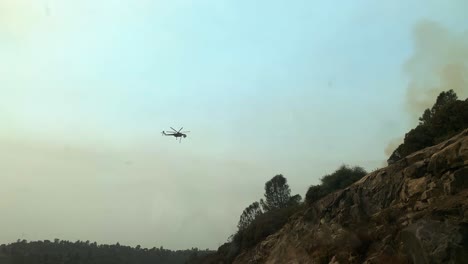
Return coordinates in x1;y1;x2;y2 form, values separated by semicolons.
388;90;468;163
234;205;301;251
188;205;302;264
237;201;263;230
419;108;432;126
306;165;367;204
0;240;213;264
186;242;238;264
260;174;292;212
231;175;302;255
431;89;458;115
320;165;367;192
305;185;327;204
288;194;302;206
430;98;468;142
192;174;302;263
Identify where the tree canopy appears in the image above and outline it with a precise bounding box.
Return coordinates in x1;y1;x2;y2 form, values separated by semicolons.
214;174;303;263
260;174;292;212
0;239;212;264
237;202;263;231
306;165;367;204
388;89;468;164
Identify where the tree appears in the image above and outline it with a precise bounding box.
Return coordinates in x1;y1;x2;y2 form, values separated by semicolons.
320;165;367;192
306;165;367;204
388;89;467;164
288;194;302;206
419;108;432;125
260;175;291;212
305;185;327;204
237;202;263;230
431;89;457;115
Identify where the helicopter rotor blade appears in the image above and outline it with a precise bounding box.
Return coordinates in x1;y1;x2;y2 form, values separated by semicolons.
178;127;183;132
170;127;178;132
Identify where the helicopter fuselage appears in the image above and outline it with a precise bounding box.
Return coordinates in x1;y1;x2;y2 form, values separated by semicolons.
162;127;189;142
163;132;186;138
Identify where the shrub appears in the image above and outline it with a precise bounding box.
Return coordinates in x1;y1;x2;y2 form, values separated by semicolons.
306;165;367;204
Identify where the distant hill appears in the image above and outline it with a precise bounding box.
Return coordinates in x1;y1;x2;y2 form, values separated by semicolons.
0;240;213;264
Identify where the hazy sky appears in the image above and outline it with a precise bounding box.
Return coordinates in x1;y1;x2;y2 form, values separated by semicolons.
1;0;467;250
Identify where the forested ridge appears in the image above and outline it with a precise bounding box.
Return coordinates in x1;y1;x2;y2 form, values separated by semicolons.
0;239;212;264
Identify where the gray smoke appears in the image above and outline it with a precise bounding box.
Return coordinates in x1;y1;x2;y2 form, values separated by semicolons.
385;20;468;157
404;20;468;120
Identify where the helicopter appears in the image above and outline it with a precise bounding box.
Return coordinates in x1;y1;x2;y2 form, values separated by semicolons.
162;127;190;143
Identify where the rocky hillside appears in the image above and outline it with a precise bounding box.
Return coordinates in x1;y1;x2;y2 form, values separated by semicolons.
233;129;468;264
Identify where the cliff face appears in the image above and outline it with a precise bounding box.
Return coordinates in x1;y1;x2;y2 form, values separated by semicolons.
233;129;468;264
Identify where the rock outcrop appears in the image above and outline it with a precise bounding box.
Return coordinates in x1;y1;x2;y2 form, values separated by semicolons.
233;129;468;264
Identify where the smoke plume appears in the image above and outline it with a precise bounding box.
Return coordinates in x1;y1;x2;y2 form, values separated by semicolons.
385;20;468;157
404;20;468;120
384;137;404;157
